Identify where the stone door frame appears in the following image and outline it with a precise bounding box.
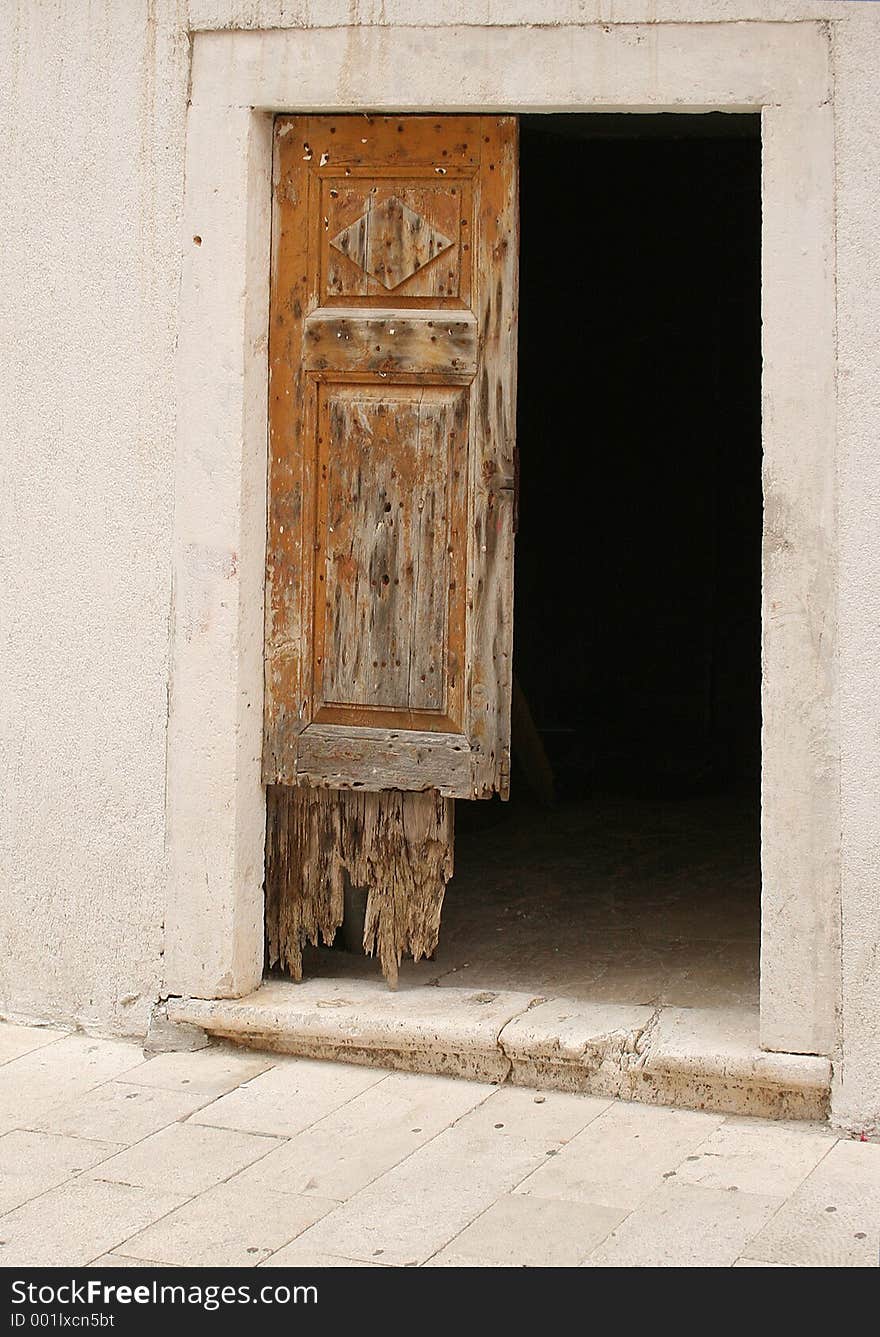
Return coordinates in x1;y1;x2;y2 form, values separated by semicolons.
165;21;838;1057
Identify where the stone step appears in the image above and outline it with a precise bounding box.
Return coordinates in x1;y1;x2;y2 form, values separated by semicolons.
168;981;831;1122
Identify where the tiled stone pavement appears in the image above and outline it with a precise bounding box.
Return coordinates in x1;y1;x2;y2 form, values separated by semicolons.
0;1021;876;1268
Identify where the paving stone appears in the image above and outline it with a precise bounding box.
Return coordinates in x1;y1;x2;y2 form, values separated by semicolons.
420;1256;513;1267
89;1254;173;1268
0;1035;145;1130
260;1244;384;1268
744;1138;880;1267
30;1082;214;1145
0;1022;68;1066
287;1085;607;1266
733;1257;803;1267
469;1085;613;1144
119;1178;335;1267
121;1047;275;1097
190;1057;386;1137
240;1070;494;1201
674;1119;833;1196
585;1183;781;1267
0;1178;188;1268
0;1130;121;1215
87;1122;281;1196
0;1021;869;1271
516;1100;722;1209
426;1194;626;1267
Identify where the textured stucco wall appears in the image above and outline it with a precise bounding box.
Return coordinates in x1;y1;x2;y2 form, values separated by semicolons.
0;1;188;1036
1;0;878;1127
832;9;880;1133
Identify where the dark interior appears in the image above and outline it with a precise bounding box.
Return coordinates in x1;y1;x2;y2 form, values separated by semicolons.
463;114;762;812
513;112;762;800
447;113;763;1002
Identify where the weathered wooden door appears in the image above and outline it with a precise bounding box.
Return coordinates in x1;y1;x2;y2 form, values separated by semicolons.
265;115;518;801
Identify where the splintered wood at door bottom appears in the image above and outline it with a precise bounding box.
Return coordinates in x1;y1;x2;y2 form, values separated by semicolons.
265;786;453;987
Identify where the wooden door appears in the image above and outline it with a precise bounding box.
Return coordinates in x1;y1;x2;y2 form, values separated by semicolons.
264;115;518;800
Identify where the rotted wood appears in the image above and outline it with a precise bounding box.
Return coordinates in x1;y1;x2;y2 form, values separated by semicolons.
293;724;473;796
265;786;453;988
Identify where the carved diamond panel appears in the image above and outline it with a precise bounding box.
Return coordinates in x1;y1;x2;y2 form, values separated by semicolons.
329;196;454;291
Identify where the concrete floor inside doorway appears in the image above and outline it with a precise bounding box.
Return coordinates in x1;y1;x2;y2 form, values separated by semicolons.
315;792;760;1008
172;792;831;1125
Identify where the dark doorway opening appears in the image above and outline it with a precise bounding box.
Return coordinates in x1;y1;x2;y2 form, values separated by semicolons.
447;113;763;1006
299;113;764;1005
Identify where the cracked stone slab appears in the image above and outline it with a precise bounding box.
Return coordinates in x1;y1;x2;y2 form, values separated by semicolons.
170;986;831;1120
144;1004;209;1056
499;999;656;1096
170;980;539;1083
635;1006;832;1118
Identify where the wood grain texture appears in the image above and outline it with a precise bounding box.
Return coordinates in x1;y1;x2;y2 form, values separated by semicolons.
264;783;346;981
303;309;477;375
330;194;454;291
469;118;519;799
265;115;518;798
314;384;467;720
292;724;473;797
265;785;452;985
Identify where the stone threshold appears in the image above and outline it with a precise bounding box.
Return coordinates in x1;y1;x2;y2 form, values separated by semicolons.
169;979;831;1122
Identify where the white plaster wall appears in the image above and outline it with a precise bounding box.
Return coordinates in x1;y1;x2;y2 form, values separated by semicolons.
832;9;880;1134
0;1;189;1036
1;0;878;1126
